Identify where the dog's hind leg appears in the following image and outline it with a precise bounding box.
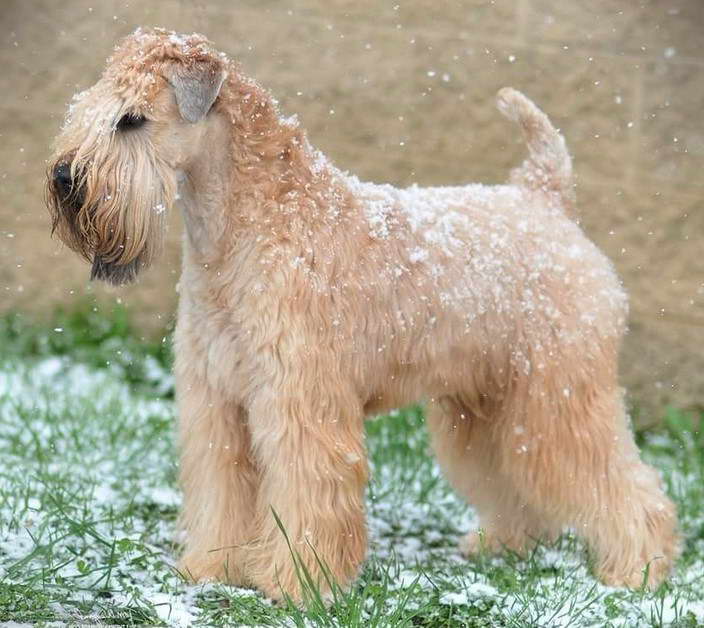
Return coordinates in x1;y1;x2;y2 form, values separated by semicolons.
427;398;559;557
453;363;680;590
506;376;678;589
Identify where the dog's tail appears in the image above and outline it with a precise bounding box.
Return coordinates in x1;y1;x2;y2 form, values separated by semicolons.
496;87;575;213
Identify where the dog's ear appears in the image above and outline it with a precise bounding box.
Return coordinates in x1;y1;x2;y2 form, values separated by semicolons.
167;59;226;123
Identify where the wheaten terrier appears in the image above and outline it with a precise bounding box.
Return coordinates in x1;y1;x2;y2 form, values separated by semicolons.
46;28;679;601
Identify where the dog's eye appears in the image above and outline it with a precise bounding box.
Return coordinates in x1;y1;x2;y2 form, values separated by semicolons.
116;113;147;132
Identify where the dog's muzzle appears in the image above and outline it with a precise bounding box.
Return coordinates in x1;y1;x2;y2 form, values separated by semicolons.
53;162;73;198
51;160;85;211
50;160;140;286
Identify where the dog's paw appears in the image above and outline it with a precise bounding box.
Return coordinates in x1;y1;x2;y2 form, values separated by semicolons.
178;552;247;587
596;558;670;591
595;545;677;591
459;530;502;556
594;497;680;591
250;568;303;605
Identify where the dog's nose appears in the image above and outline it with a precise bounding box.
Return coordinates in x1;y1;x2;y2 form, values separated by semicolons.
53;162;73;195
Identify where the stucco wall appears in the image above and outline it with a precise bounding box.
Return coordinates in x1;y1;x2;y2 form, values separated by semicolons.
1;0;702;418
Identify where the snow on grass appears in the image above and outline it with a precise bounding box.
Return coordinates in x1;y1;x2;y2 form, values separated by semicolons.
1;338;703;625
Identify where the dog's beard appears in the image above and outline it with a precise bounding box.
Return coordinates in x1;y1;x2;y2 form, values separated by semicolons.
47;150;177;286
90;253;144;286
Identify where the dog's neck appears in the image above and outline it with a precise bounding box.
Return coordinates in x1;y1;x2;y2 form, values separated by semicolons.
177;113;232;257
178;74;343;264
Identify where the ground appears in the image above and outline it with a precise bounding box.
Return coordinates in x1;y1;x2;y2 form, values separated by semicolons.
0;305;703;627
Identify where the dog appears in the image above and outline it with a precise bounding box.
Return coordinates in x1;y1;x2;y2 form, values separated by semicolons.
46;28;679;602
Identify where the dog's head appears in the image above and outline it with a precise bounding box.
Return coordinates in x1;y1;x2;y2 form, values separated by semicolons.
46;28;228;285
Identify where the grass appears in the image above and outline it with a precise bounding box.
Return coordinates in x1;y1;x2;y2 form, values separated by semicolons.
0;304;703;627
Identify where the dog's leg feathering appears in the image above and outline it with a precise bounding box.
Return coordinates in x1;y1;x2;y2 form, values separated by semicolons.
444;366;679;589
427;399;560;557
245;373;368;603
177;368;260;586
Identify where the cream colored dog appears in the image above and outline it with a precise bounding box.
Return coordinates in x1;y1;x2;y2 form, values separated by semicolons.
46;28;679;602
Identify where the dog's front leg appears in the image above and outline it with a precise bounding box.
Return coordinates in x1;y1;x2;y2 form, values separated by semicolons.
245;379;368;603
177;368;260;586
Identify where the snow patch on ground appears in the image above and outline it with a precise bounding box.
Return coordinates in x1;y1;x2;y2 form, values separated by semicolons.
1;356;702;626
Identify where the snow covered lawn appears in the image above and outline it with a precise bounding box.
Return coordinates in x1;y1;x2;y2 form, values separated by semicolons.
0;309;702;626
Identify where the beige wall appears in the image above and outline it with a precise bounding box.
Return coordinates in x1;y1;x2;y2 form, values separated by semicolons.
1;0;702;419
